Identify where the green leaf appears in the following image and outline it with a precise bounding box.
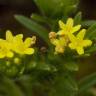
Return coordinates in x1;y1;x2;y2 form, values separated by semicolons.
31;14;48;23
34;0;62;17
74;12;82;25
14;15;50;45
65;63;79;71
17;75;36;96
31;13;53;28
85;23;96;39
81;20;96;27
85;44;96;53
78;73;96;93
50;74;78;96
0;75;23;96
34;0;78;18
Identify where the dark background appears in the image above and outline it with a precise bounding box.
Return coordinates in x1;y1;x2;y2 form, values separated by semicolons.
0;0;96;32
0;0;96;31
79;0;96;19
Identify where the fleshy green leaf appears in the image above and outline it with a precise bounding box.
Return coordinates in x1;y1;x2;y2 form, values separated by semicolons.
85;23;96;39
74;12;82;25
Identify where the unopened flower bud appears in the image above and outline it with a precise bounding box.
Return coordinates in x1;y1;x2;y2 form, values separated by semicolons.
31;36;36;44
14;57;20;64
49;32;56;39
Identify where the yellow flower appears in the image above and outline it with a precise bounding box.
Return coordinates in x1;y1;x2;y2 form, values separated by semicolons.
6;30;36;55
49;32;68;54
57;18;81;35
0;39;14;58
14;36;36;55
68;29;92;55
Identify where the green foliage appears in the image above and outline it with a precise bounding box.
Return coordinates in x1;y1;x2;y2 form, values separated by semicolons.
74;12;82;25
11;7;96;96
81;20;96;27
64;62;79;71
0;75;23;96
86;23;96;40
85;43;96;55
78;73;96;94
50;74;78;96
34;0;78;18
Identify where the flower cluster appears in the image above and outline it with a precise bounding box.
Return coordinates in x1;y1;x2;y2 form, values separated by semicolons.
49;18;92;55
0;30;36;58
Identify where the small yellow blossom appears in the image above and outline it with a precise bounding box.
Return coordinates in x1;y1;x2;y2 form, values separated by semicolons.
57;18;81;35
68;29;92;55
6;30;36;55
49;32;68;54
0;39;14;58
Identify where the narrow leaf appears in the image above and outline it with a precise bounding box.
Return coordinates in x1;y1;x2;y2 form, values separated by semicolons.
31;13;53;27
81;20;96;27
86;23;96;39
31;14;47;23
78;73;96;93
0;76;23;96
74;12;82;25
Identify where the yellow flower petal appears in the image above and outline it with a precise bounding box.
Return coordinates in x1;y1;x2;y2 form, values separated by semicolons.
15;34;23;40
72;25;81;33
59;20;65;29
6;51;14;58
82;40;92;47
0;54;5;58
69;43;75;49
50;39;59;46
24;48;34;55
6;30;13;41
57;30;65;35
68;33;76;42
77;29;86;40
59;36;68;46
66;18;73;29
24;37;32;47
76;47;84;55
55;46;64;54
